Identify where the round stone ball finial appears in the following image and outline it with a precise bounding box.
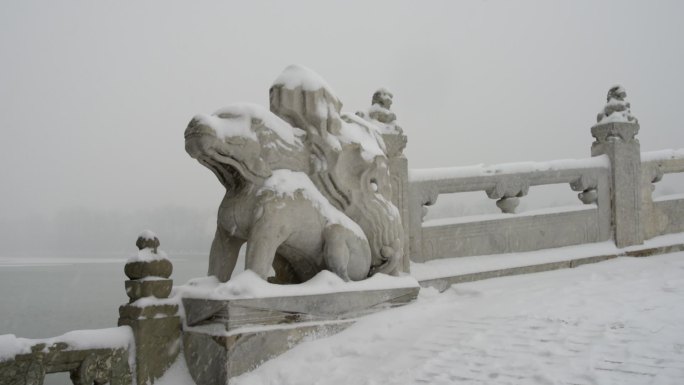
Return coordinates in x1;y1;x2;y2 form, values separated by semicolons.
136;230;160;254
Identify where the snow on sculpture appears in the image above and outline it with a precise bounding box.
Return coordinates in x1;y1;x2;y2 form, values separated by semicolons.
596;85;638;124
357;88;407;149
184;65;404;284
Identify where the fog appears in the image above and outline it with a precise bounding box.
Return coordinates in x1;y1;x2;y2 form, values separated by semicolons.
1;0;683;256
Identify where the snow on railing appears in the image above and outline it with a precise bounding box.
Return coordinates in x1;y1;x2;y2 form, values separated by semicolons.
642;148;684;180
641;148;684;190
641;149;684;239
409;156;610;183
406;154;613;262
0;327;133;385
641;148;684;162
0;327;133;362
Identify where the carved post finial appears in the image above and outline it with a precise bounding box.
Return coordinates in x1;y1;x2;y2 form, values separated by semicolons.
591;85;640;151
596;85;638;125
357;88;407;157
369;88;397;124
135;229;160;254
125;231;171;283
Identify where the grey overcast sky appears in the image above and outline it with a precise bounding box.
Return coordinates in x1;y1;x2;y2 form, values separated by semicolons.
1;0;683;222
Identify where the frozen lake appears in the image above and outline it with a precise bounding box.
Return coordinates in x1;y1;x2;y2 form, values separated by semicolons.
0;254;209;339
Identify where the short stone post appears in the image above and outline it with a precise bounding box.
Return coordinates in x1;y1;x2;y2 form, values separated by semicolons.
118;231;181;385
358;89;411;272
591;86;643;248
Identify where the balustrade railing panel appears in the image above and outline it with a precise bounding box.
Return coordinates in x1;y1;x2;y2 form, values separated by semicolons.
0;328;133;385
408;161;611;262
642;149;684;238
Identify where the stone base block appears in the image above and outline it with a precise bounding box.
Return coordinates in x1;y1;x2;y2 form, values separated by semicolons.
183;285;419;330
118;316;181;385
183;321;352;385
181;285;420;384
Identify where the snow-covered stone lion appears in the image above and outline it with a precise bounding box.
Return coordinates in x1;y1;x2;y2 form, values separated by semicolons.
184;66;404;284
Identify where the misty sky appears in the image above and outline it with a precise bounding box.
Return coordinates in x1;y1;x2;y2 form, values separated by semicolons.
1;1;683;246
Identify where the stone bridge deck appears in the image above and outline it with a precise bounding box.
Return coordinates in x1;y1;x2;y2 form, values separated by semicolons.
231;250;684;385
412;233;684;292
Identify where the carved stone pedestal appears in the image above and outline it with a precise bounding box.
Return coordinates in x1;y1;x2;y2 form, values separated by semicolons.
118;232;181;385
182;285;419;385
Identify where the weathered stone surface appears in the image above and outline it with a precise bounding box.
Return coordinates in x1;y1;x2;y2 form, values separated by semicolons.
184;65;405;283
641;156;684;239
369;89;396;123
136;232;160;253
418;238;684;292
358;88;404;138
623;242;684;257
384;148;411;272
651;198;684;235
408;162;612;262
118;303;178;320
495;197;520;214
577;188;598;204
118;233;181;385
124;259;172;280
589;87;643;247
0;346;131;385
180;283;419;384
184;321;352;385
484;178;529;214
118;317;180;385
183;286;420;330
0;358;45;385
419;254;619;292
367;89;409;273
596;85;638;124
124;279;173;301
591;121;643;248
404;86;684;263
182;332;227;385
419;206;603;260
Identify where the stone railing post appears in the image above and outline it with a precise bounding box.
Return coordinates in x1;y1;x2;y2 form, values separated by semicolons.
640;161;664;240
407;184;437;264
358;88;411;272
590;86;643;248
383;133;410;272
118;231;180;385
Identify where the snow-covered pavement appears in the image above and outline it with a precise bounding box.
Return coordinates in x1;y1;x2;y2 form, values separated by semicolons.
232;253;684;385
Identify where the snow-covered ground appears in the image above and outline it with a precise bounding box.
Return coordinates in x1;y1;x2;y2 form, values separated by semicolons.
230;253;684;385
